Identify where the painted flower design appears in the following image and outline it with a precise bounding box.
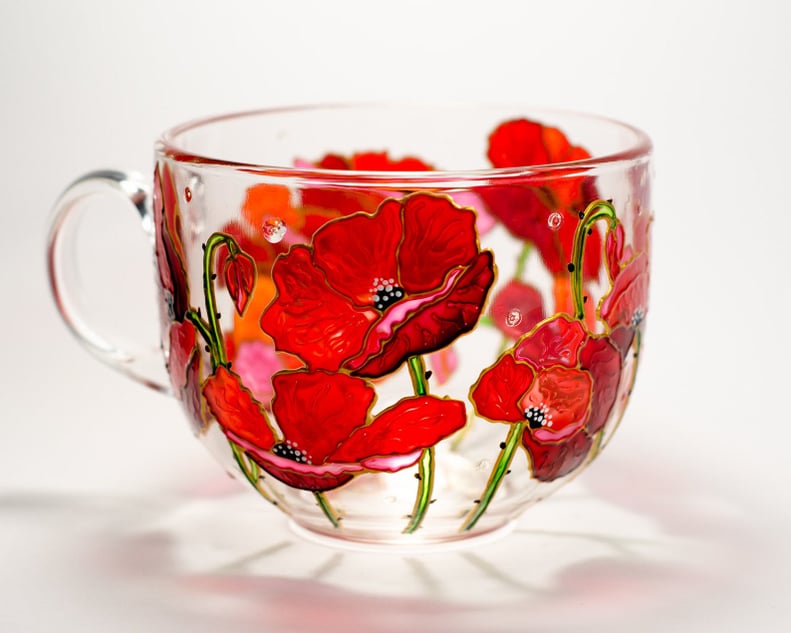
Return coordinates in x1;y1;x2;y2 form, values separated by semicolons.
203;367;467;491
601;223;650;355
300;150;430;207
470;314;621;481
153;164;189;323
222;247;256;316
260;193;495;378
167;320;209;434
480;118;602;280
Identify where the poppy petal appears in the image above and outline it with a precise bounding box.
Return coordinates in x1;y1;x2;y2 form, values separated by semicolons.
154;165;190;321
606;223;626;281
520;366;592;443
311;201;402;305
271;371;375;463
601;251;649;330
580;336;622;434
329;396;466;463
168;320;197;392
487;119;551;168
260;246;375;371
160;163;184;260
514;314;586;370
349;251;495;377
470;353;535;423
398;194;480;294
609;325;637;360
202;367;276;451
246;449;359;492
523;429;593;482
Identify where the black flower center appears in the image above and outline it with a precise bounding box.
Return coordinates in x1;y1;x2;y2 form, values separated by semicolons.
524;405;553;430
164;290;176;320
272;441;312;465
370;277;405;311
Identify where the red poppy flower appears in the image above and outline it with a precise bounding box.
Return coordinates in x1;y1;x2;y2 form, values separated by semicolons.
260;193;495;378
480;119;602;280
470;314;621;482
202;367;467;491
601;224;650;355
153;164;190;322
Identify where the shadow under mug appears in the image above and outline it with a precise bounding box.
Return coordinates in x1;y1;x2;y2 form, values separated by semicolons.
47;104;652;547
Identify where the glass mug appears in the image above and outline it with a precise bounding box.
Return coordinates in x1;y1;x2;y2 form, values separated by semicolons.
47;105;652;546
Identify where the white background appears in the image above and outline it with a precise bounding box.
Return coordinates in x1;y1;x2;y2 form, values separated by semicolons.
1;1;790;631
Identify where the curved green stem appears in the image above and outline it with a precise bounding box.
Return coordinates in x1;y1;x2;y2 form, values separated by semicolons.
570;200;618;320
315;492;341;528
403;355;436;534
202;233;236;369
461;422;524;532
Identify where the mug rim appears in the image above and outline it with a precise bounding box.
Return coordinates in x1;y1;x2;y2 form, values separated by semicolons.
156;103;652;184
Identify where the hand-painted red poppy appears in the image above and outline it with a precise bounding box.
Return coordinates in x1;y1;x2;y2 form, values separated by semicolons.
489;279;545;339
223;250;256;316
153;164;190;322
481;118;602;280
260;193;495;378
202;367;467;492
601;224;650;355
470;314;621;482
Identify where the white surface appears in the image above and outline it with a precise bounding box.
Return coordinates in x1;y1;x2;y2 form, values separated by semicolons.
1;1;790;631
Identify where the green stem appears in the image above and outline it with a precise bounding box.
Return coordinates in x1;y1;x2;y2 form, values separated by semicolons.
403;355;435;534
461;421;524;531
230;442;279;506
202;233;235;369
315;492;341;528
570;200;619;320
185;309;214;348
403;447;435;534
407;355;428;396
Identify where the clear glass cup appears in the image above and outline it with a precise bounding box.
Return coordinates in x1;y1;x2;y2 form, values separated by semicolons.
48;104;652;546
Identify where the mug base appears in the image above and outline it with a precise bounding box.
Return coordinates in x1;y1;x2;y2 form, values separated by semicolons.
288;517;515;553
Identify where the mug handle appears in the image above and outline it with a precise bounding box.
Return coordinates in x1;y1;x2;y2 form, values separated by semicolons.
47;169;170;393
